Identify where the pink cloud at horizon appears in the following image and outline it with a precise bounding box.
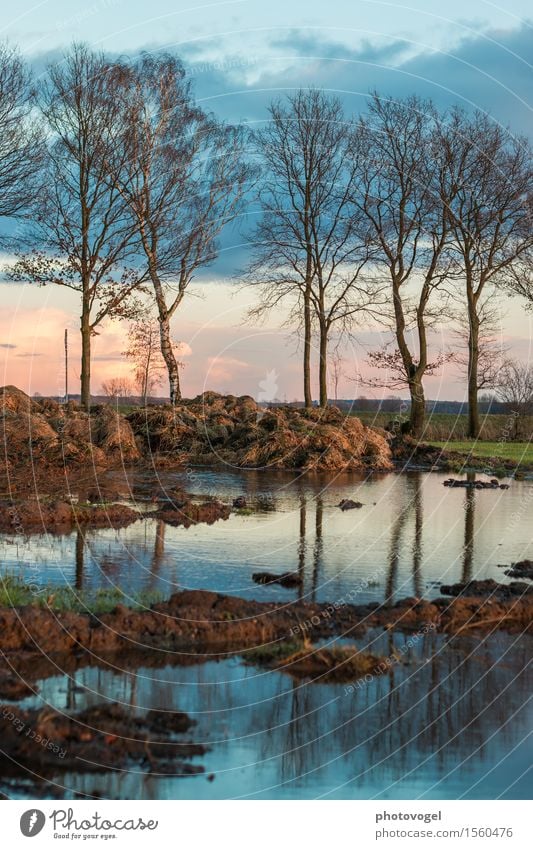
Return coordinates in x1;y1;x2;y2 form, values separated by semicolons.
1;282;532;404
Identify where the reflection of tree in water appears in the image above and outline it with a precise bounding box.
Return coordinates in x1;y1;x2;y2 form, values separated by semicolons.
462;473;476;583
311;497;324;602
150;519;166;589
56;632;531;799
277;634;527;792
75;529;85;591
387;474;424;602
297;496;306;600
294;495;324;601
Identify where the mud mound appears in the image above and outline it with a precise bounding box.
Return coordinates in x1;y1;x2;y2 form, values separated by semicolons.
0;386;139;472
440;579;533;599
0;385;36;415
0;500;140;533
273;643;387;683
0;702;206;776
252;571;302;588
128;397;392;471
157;500;231;528
1;386;391;474
0;584;530;660
93;405;140;462
501;560;533;580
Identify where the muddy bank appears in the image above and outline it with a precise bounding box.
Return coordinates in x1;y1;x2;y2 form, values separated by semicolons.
0;499;141;533
248;642;389;683
392;437;532;473
499;560;533;580
0;583;530;660
440;579;533;599
0;495;232;535
156;500;231;528
0;701;206;779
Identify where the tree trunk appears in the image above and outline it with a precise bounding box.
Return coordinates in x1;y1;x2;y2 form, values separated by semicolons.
467;311;480;438
80;311;91;411
150;265;181;405
409;379;426;438
303;281;312;408
318;320;328;408
159;312;180;404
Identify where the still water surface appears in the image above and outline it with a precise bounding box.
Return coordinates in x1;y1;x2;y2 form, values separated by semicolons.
1;469;531;800
1;469;530;605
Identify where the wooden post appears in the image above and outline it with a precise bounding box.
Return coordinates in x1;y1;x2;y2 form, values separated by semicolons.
64;329;68;403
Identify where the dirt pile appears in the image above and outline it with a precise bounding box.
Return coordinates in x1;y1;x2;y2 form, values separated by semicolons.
156;500;231;528
0;584;530;658
0;500;141;533
499;560;533;580
0;701;206;776
273;643;387;683
128;392;392;471
1;386;139;472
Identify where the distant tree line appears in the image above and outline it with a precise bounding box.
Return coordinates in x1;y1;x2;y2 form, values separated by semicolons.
0;43;532;438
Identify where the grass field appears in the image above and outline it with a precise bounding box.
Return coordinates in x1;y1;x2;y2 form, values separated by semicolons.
427;441;533;466
352;410;533;442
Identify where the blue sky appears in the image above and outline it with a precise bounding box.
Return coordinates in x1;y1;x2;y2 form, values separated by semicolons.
1;1;532;400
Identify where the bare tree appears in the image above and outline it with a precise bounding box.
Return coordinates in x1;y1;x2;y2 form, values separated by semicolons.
363;346;450;397
110;53;253;404
329;349;344;402
100;376;135;400
123;315;172;404
350;94;453;437
451;298;508;396
246;89;382;408
0;43;43;231
496;360;533;439
8;44;143;410
439;109;533;438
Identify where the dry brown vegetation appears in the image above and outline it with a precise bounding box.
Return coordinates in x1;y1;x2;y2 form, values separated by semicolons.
1;385;392;476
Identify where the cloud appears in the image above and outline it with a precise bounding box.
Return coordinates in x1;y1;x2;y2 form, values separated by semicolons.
0;343;17;349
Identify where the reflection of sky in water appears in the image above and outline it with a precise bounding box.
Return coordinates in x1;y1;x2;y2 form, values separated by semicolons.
1;471;531;605
12;631;533;800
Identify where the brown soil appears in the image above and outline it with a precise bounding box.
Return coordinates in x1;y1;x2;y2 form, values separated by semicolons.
0;583;530;661
440;579;533;599
1;387;392;482
156;500;231;528
499;560;533;580
0;499;141;533
272;643;386;683
252;571;302;588
0;701;206;777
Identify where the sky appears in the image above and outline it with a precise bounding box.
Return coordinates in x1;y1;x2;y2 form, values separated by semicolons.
1;0;532;402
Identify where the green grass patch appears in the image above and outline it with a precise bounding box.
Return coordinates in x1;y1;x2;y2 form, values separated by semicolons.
244;640;304;664
0;574;163;613
427;441;533;466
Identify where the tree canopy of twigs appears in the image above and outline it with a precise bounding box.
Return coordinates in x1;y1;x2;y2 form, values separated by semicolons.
0;42;44;230
439;108;533;437
244;89;386;408
8;44;145;410
350;93;455;437
108;53;254;404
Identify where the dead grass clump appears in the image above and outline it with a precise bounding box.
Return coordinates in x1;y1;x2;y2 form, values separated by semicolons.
274;642;388;683
246;637;389;683
94;407;140;462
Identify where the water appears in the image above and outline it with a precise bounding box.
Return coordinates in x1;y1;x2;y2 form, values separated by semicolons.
7;631;532;799
1;469;530;605
1;469;531;800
